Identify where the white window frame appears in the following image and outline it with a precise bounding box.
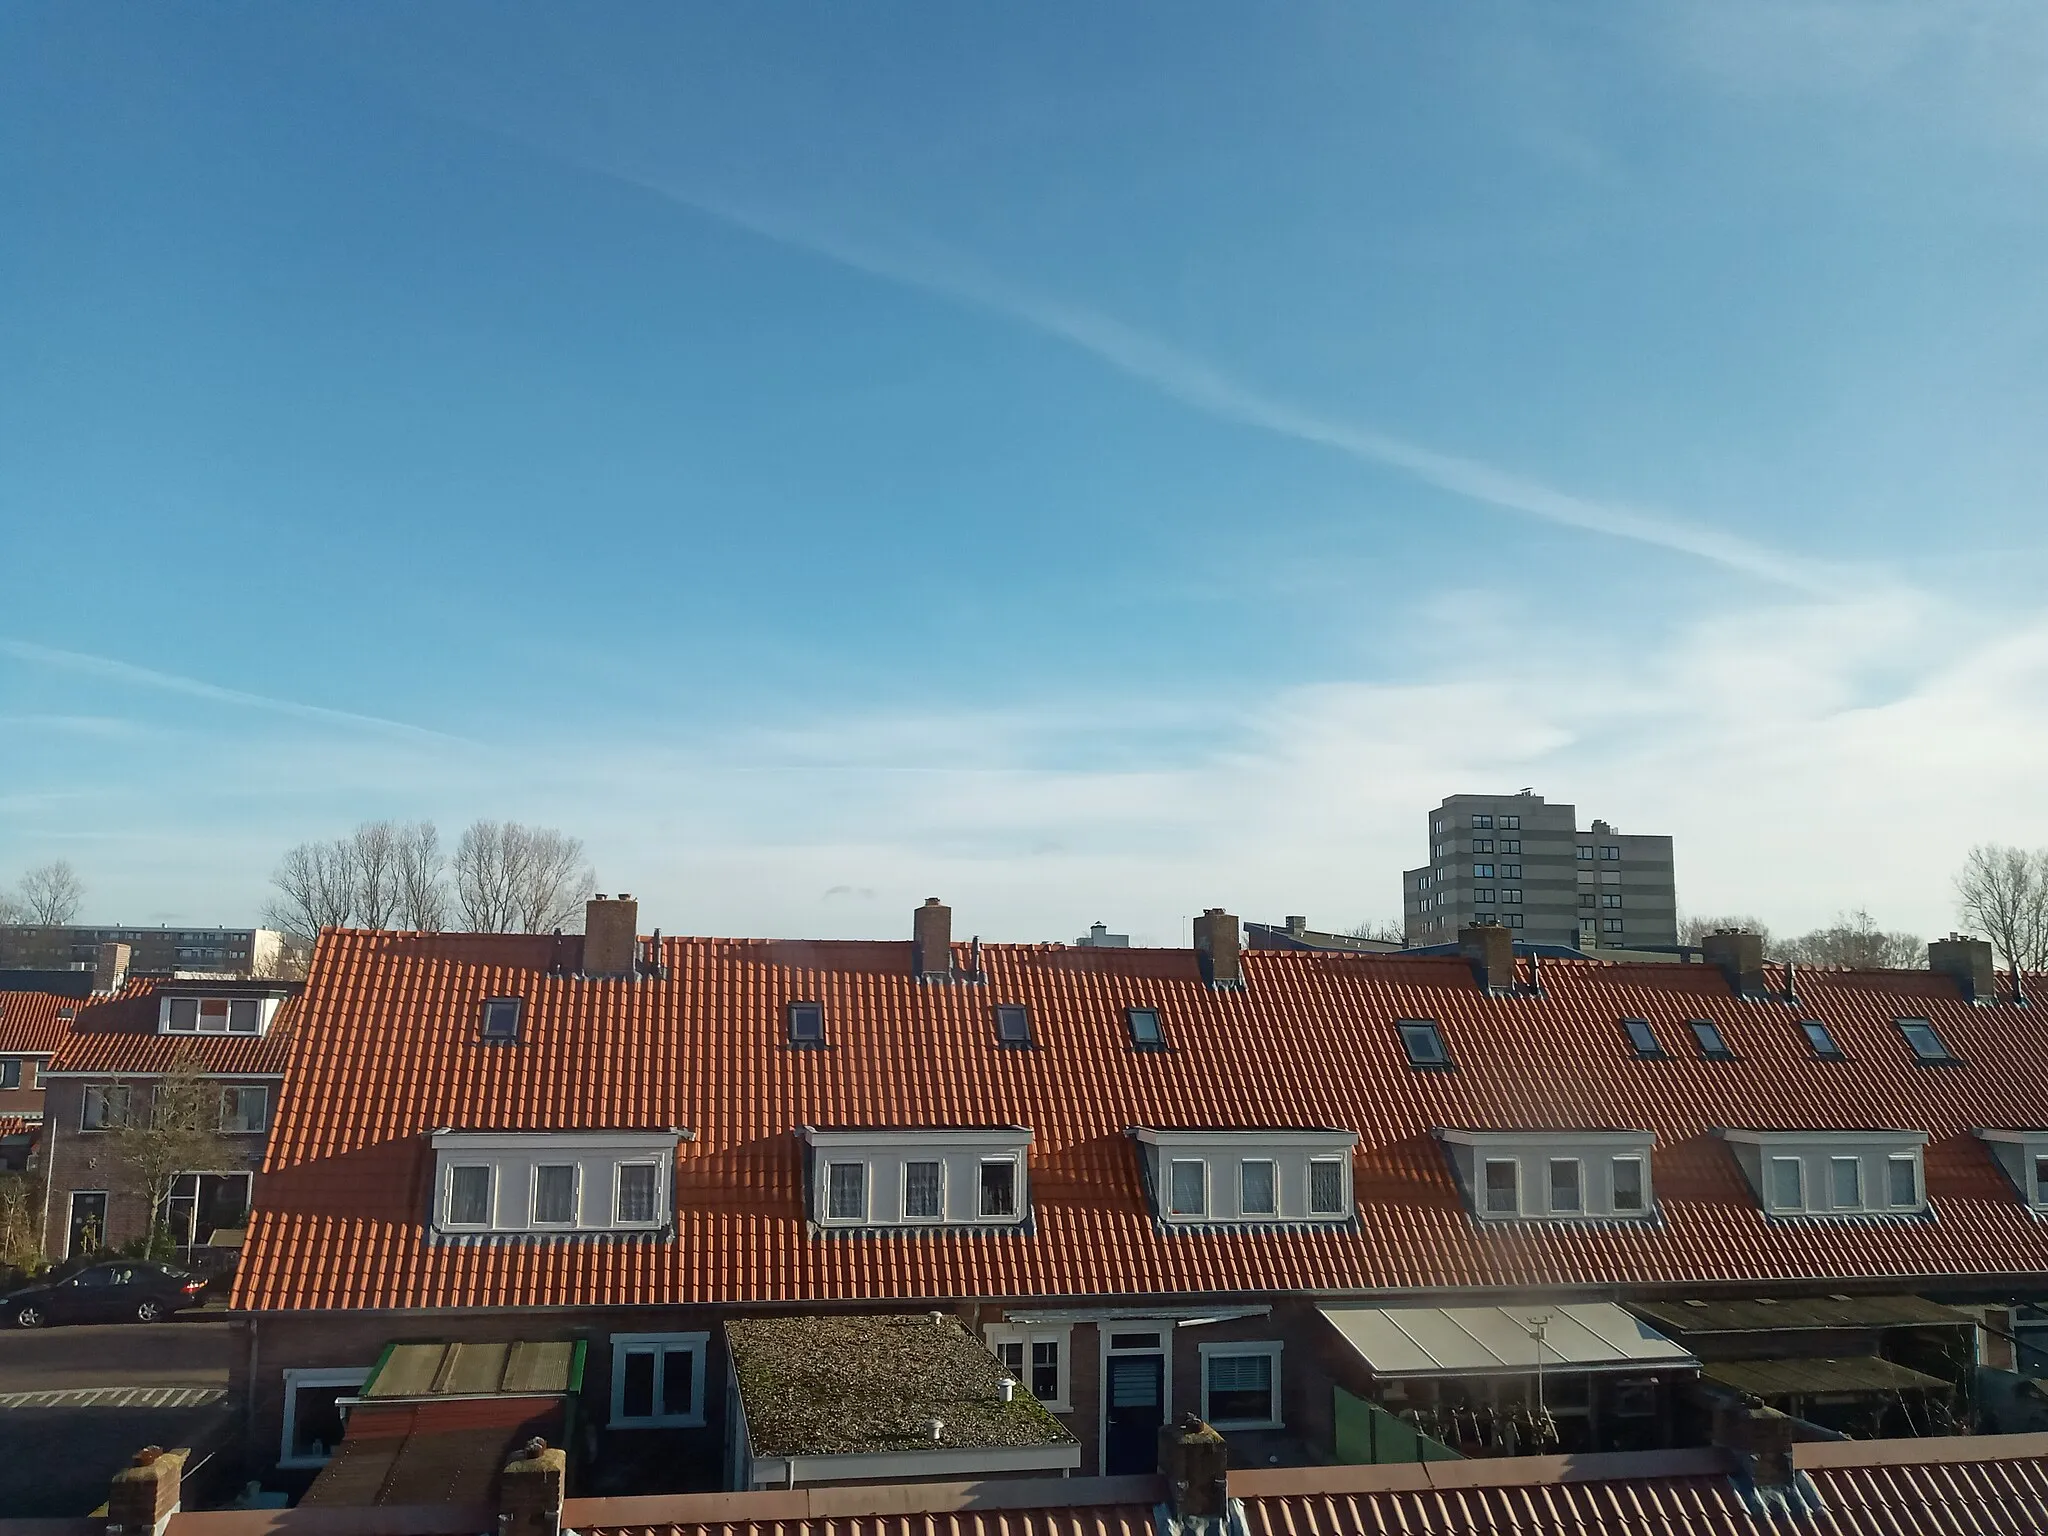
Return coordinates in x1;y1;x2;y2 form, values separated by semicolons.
1547;1157;1583;1214
2035;1153;2048;1208
609;1331;708;1428
65;1190;109;1258
978;1155;1020;1219
531;1163;581;1228
1830;1156;1864;1210
903;1158;945;1222
612;1161;663;1227
428;1129;680;1235
1198;1341;1283;1431
823;1160;868;1223
1611;1155;1647;1213
1483;1157;1520;1215
279;1367;371;1468
444;1163;496;1229
219;1084;271;1135
1886;1153;1920;1209
1239;1158;1278;1218
1168;1158;1208;1218
1308;1156;1348;1217
985;1322;1073;1412
1770;1156;1805;1211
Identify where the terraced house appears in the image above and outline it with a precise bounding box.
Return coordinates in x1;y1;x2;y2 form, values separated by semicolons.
231;897;2048;1501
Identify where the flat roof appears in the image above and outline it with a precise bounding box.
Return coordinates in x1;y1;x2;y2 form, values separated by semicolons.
1631;1295;1975;1336
361;1339;584;1400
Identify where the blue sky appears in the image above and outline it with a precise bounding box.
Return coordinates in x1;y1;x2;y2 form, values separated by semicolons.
4;3;2047;943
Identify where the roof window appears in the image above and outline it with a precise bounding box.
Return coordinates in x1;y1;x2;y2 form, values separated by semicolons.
994;1004;1033;1048
786;1000;825;1048
1126;1008;1168;1051
1398;1020;1451;1068
1620;1019;1664;1058
480;999;523;1044
1687;1020;1734;1060
1895;1018;1955;1063
1798;1020;1844;1060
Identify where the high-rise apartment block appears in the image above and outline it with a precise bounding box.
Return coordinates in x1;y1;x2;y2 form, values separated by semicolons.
1403;792;1676;950
0;924;284;977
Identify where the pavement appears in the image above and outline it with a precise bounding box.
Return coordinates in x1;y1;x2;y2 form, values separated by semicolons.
0;1313;237;1517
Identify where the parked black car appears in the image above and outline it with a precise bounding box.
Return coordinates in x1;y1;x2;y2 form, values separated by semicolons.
3;1262;206;1327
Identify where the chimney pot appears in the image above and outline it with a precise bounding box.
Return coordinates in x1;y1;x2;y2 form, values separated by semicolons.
1459;924;1515;993
582;895;640;980
1193;909;1243;989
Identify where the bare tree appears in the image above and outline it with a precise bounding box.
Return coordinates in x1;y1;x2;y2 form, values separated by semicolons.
104;1050;233;1260
1680;914;1775;953
0;888;24;924
1955;844;2048;975
16;861;85;924
0;1172;42;1277
1345;918;1407;943
351;821;401;929
453;820;592;933
263;838;359;945
393;820;447;930
1783;908;1922;969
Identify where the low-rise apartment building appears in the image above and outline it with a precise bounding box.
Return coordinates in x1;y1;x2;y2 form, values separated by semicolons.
0;922;284;977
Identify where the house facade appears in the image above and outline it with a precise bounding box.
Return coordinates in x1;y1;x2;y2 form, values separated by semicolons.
0;986;71;1173
231;899;2048;1496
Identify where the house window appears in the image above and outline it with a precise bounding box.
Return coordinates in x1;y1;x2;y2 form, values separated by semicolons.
1601;893;1622;908
1830;1157;1862;1209
1688;1020;1732;1058
1887;1155;1918;1208
446;1165;494;1227
904;1160;943;1220
1240;1159;1277;1218
481;999;522;1043
1473;814;1493;829
1548;1158;1582;1213
787;1000;826;1046
1309;1158;1346;1216
614;1162;661;1225
1398;1020;1449;1067
1799;1020;1844;1059
1201;1343;1282;1429
988;1327;1070;1411
220;1085;270;1133
610;1332;708;1427
280;1368;371;1467
1895;1018;1953;1062
826;1162;867;1221
1604;918;1624;932
994;1004;1033;1047
1771;1157;1804;1209
228;1000;261;1034
1127;1008;1168;1049
166;999;197;1031
1621;1019;1663;1057
1474;863;1495;878
1576;846;1594;861
1168;1159;1207;1217
979;1158;1018;1218
81;1084;131;1131
1613;1157;1646;1212
0;1059;18;1090
1474;839;1493;853
533;1165;578;1226
1484;1159;1519;1214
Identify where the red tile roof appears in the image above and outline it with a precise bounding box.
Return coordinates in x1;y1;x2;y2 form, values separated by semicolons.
236;930;2048;1312
43;979;297;1076
0;990;74;1056
0;1114;41;1139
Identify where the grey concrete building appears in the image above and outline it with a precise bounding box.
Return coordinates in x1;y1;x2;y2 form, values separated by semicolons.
1402;792;1676;951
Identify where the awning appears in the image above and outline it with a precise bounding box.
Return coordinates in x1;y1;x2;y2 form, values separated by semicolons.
1702;1356;1951;1398
1320;1303;1697;1380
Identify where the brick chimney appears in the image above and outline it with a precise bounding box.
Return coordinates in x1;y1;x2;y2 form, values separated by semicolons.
1929;934;1997;1003
1459;923;1515;993
582;895;639;980
93;942;132;996
1158;1413;1228;1518
914;897;953;981
1285;915;1308;938
1193;908;1243;989
105;1445;184;1535
1702;929;1767;997
499;1438;566;1536
1714;1402;1796;1491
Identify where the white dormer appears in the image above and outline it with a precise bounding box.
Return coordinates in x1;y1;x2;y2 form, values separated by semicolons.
1719;1129;1928;1218
1976;1130;2048;1211
1131;1127;1357;1224
158;993;283;1037
1436;1129;1656;1222
799;1126;1032;1228
429;1129;685;1236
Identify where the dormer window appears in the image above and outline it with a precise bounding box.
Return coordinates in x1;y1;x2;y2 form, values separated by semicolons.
1127;1008;1168;1050
1133;1128;1357;1226
787;1001;825;1047
1621;1019;1664;1058
800;1126;1032;1229
1719;1129;1928;1217
1975;1131;2048;1210
161;995;275;1036
480;999;522;1043
1398;1020;1451;1068
428;1130;682;1235
1798;1020;1844;1059
1687;1020;1733;1060
995;1004;1033;1048
1895;1018;1955;1063
1436;1129;1657;1222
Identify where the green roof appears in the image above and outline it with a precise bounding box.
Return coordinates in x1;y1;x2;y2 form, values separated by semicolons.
726;1314;1076;1458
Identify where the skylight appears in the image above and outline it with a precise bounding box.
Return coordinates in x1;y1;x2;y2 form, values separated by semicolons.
1398;1019;1450;1068
480;998;522;1044
1687;1020;1733;1059
1126;1008;1167;1050
1798;1020;1844;1059
994;1004;1033;1048
1620;1019;1663;1058
787;1000;825;1047
1895;1018;1953;1062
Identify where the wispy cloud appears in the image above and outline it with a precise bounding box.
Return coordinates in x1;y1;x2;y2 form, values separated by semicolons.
570;166;1829;594
0;639;470;744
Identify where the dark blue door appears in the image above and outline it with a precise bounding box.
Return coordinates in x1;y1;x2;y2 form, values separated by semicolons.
1105;1355;1165;1474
